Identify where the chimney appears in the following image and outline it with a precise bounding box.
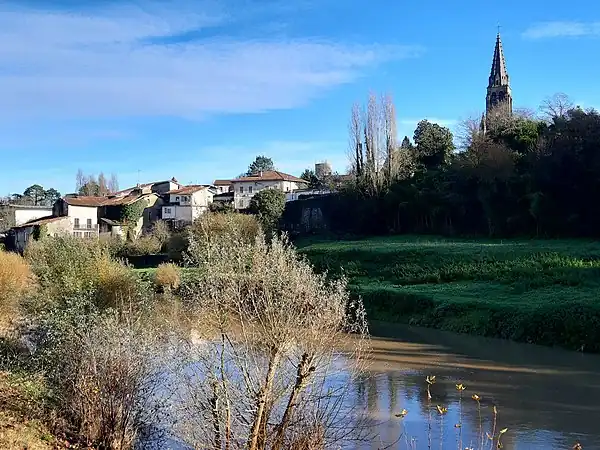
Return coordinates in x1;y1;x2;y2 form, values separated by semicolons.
259;170;263;177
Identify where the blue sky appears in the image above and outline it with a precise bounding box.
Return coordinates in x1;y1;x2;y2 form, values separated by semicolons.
1;0;599;195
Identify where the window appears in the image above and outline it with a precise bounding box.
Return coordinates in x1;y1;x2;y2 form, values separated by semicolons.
176;196;180;202
165;208;172;214
73;231;82;238
87;218;92;229
239;186;244;193
249;186;253;194
84;232;92;239
74;218;80;229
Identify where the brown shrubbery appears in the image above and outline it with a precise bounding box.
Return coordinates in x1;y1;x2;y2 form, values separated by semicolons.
153;262;180;292
0;250;35;328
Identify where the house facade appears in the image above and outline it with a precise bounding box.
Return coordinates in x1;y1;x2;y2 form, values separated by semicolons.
8;216;71;253
53;192;162;239
231;171;308;210
112;178;182;197
213;179;233;194
53;196;104;238
162;185;215;226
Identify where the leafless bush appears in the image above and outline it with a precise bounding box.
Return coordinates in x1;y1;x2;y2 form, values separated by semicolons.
175;228;369;450
41;302;170;450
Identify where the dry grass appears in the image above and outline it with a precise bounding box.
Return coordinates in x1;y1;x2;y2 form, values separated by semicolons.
0;371;55;449
0;250;35;330
153;262;180;292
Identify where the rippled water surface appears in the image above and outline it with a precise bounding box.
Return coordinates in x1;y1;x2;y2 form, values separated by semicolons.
152;322;600;449
354;321;600;449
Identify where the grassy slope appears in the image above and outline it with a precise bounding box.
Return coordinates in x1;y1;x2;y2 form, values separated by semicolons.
297;235;600;351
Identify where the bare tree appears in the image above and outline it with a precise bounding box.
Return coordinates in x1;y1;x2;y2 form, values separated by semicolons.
109;173;120;194
539;92;573;121
348;103;363;178
382;93;398;185
174;218;369;450
456;115;487;151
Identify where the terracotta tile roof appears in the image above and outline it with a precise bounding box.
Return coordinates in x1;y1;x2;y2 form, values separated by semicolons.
233;170;307;184
63;196;107;207
167;185;206;195
13;216;67;229
63;193;154;207
213;179;232;186
113;178;181;196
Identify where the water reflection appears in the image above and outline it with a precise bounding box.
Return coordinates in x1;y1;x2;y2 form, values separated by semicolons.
348;321;600;449
148;322;600;449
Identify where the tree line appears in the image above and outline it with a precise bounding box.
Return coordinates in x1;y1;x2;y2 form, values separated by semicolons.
328;92;599;238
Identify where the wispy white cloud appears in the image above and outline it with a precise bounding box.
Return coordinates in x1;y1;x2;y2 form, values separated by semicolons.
0;2;422;121
522;21;600;39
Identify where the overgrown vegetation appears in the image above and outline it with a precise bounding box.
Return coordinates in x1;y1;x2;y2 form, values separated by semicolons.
249;188;286;235
299;234;600;351
291;92;600;239
0;250;34;329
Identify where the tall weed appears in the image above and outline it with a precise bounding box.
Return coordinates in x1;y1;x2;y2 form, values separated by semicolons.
0;250;35;329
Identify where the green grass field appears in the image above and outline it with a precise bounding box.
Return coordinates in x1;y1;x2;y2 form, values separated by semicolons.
296;236;600;351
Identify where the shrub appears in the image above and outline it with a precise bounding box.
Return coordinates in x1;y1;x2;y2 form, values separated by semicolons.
149;220;171;251
124;235;162;256
167;231;189;262
24;235;144;313
38;299;166;450
187;212;260;262
25;235;103;305
153;263;180;292
95;255;141;309
177;230;368;449
249;188;286;234
0;250;35;327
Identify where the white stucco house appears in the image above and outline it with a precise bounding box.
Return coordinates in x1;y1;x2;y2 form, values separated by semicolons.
213;179;233;194
162;185;215;226
0;204;54;229
231;171;308;210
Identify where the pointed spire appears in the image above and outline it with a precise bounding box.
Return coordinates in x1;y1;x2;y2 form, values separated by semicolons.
488;33;509;88
479;113;487;135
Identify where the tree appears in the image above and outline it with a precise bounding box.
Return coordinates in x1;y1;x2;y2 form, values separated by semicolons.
44;188;62;206
249;188;286;234
300;169;320;189
247;156;275;175
76;169;118;196
98;173;109;196
540;92;573;121
79;178;101;196
23;184;46;206
108;174;119;194
413;120;455;170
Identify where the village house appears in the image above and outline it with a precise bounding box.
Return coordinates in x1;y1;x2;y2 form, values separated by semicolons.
231;170;308;210
112;177;182;197
0;204;54;231
54;192;163;239
8;216;71;253
161;185;215;228
213;179;233;194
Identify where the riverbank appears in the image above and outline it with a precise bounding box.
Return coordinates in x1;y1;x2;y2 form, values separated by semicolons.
297;235;600;352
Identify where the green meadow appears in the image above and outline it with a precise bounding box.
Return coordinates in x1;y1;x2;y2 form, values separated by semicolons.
297;235;600;352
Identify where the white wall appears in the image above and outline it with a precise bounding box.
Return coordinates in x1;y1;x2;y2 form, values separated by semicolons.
232;180;306;209
162;205;193;222
14;208;52;226
67;205;99;236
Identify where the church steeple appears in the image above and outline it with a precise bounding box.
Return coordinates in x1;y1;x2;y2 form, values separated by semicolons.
485;32;512;117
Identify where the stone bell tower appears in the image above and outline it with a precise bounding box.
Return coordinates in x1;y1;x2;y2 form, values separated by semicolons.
486;32;512;116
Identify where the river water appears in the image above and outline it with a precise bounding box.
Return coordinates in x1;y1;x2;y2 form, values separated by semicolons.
356;321;600;450
151;322;600;449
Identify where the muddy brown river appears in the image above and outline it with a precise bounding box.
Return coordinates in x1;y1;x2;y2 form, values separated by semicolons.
153;322;600;449
356;321;600;449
